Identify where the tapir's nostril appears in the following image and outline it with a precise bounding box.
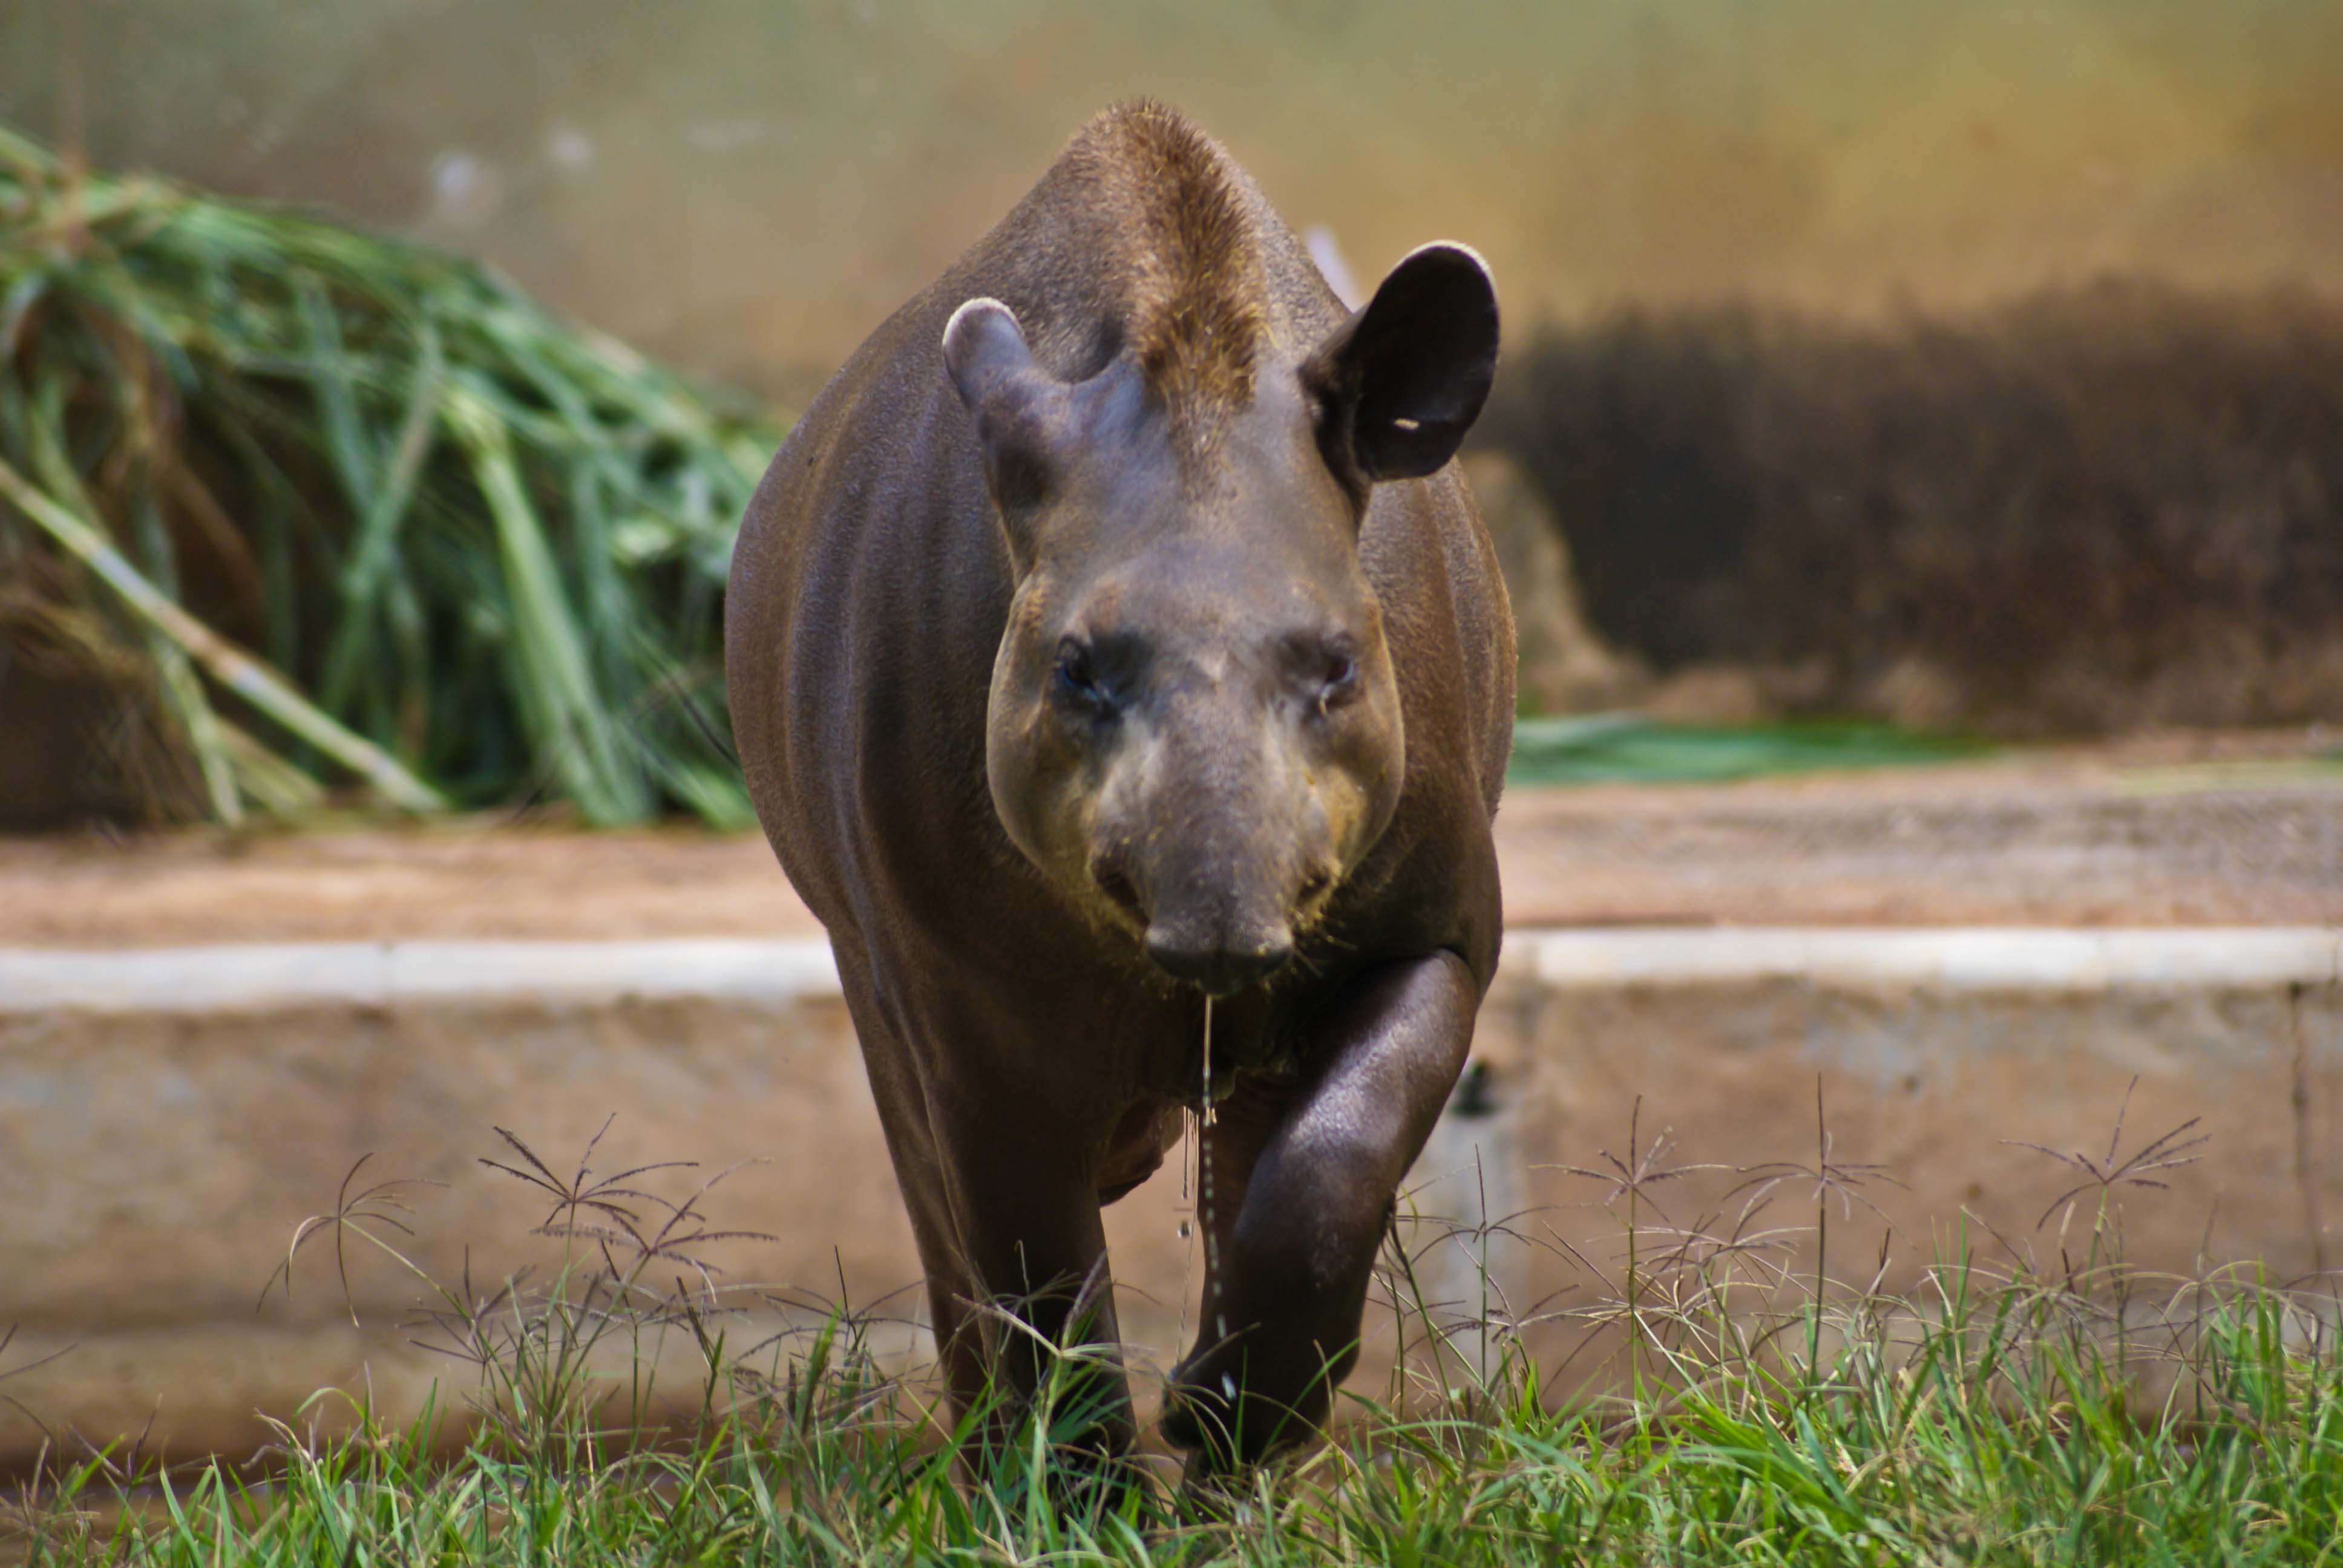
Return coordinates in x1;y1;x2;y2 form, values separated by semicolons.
1144;926;1295;996
1092;860;1148;925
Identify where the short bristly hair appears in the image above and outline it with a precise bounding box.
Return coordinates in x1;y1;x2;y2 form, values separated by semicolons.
1066;100;1268;452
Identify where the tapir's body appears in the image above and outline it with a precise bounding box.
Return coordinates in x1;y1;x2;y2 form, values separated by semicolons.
727;102;1512;1468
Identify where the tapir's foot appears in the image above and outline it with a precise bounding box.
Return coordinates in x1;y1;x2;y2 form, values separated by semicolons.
1159;1342;1340;1471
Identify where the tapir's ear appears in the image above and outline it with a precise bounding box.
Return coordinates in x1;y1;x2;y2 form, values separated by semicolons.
943;298;1040;410
943;298;1058;514
1303;243;1498;487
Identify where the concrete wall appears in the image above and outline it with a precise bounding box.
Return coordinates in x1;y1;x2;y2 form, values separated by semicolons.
1;929;2338;1468
5;1;2339;402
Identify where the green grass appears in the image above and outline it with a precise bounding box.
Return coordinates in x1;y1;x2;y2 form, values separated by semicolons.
9;1279;2338;1565
1507;714;1991;789
7;1121;2340;1566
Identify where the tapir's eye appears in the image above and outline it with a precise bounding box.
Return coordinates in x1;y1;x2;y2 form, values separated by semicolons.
1054;636;1112;715
1316;641;1362;710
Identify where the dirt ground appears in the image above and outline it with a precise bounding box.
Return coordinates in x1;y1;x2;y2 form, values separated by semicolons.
1;730;2335;946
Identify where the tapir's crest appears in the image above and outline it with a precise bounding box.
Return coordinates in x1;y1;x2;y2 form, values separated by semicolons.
727;100;1515;1478
1065;102;1268;444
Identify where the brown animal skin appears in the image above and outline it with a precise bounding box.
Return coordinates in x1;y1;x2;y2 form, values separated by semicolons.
726;101;1512;1471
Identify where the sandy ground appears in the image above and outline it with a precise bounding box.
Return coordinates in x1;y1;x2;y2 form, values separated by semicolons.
1;731;2336;946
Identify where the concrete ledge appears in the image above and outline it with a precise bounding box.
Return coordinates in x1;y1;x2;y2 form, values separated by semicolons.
2;927;2338;1469
8;927;2339;1016
0;938;843;1014
1524;927;2343;990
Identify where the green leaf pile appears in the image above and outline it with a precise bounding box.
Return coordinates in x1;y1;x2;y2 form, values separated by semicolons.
0;125;778;828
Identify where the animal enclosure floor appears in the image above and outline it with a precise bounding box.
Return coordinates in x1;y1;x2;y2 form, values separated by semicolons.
2;729;2336;946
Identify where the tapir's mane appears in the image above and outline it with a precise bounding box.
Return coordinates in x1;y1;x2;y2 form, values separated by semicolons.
1065;100;1267;444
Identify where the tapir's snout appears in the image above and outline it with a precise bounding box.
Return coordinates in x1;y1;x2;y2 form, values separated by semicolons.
1096;842;1303;995
1089;731;1338;996
1144;918;1294;996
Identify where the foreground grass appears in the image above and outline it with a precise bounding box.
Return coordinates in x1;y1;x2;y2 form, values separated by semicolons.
8;1312;2339;1564
8;1117;2341;1566
11;1283;2342;1564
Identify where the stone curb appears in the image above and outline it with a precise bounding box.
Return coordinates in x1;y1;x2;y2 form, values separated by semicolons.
1521;926;2343;990
4;928;2338;1015
0;938;844;1013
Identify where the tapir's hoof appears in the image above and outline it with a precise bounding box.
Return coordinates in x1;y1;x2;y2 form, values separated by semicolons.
1161;1366;1317;1470
1158;1380;1218;1454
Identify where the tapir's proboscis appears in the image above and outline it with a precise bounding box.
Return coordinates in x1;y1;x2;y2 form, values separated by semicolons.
727;101;1513;1475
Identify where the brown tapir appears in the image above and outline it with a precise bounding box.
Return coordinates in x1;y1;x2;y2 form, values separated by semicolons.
726;100;1512;1468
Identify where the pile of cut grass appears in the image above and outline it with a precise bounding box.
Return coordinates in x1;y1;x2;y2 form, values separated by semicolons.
7;1122;2341;1566
0;126;776;828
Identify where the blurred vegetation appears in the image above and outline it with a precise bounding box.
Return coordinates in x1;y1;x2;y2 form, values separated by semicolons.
1508;714;1987;789
1484;281;2343;734
0;124;775;829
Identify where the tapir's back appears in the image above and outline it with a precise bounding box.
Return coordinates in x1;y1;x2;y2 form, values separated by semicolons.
726;104;1512;972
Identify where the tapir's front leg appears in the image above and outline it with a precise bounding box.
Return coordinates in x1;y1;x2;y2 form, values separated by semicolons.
928;1093;1135;1466
1164;950;1477;1465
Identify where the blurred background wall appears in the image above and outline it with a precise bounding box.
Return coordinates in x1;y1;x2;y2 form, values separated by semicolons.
2;0;2338;829
6;0;2339;405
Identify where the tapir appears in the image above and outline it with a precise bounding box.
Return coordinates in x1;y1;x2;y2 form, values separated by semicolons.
726;100;1513;1468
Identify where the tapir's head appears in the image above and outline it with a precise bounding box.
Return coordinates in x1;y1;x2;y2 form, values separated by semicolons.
943;243;1497;995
